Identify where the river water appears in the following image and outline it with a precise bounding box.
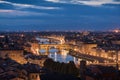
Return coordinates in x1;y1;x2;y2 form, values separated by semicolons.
36;37;81;64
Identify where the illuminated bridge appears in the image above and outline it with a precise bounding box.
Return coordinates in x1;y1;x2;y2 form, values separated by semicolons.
30;42;71;55
39;44;71;55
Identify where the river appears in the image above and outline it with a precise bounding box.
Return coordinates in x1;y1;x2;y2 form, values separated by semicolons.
36;37;81;64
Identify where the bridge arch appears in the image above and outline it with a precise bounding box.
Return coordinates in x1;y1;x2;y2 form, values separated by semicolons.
39;44;70;55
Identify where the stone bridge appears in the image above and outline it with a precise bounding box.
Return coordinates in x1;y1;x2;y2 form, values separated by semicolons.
30;42;71;55
39;44;71;55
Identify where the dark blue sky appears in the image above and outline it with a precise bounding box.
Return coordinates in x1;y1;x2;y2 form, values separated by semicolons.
0;0;120;31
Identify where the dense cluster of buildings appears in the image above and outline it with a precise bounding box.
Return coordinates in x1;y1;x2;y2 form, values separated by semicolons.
0;57;41;80
0;31;120;80
0;32;48;80
65;31;120;63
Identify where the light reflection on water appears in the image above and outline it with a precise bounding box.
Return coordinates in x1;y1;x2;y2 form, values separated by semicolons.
37;37;80;64
40;49;79;64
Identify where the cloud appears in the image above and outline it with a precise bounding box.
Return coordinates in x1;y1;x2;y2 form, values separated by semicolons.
44;0;120;6
0;0;60;10
0;9;13;12
0;9;50;17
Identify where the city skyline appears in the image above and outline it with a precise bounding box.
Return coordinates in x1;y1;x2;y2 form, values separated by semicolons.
0;0;120;31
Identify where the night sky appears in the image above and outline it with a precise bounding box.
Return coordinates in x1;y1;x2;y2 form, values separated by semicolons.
0;0;120;31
